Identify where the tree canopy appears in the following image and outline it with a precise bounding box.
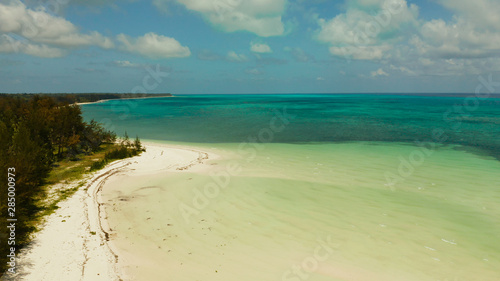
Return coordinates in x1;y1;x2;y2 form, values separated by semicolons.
0;94;125;276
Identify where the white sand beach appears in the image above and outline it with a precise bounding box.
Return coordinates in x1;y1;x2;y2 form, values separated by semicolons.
10;142;216;281
75;100;108;106
76;96;174;106
10;142;500;281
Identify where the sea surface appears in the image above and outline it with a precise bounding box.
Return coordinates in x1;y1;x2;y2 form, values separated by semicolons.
82;94;500;280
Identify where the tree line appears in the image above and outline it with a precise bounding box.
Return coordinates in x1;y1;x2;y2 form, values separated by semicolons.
0;93;172;104
0;94;143;276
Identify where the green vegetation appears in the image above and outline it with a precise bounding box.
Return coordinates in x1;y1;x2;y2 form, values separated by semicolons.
0;94;145;276
91;136;145;172
0;93;172;104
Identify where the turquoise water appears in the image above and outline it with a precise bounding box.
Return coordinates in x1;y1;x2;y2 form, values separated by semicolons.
82;95;500;280
82;94;500;159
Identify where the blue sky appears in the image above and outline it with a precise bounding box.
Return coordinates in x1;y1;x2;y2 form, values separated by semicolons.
1;0;500;94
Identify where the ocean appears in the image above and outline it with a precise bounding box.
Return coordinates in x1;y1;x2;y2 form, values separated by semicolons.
82;94;500;280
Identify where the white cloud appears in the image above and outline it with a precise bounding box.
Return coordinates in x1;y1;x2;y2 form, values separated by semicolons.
419;58;434;66
436;0;500;31
316;0;418;60
389;64;415;75
153;0;287;37
117;32;191;59
197;49;221;61
410;16;500;59
152;0;169;14
0;34;65;58
0;1;113;49
245;67;263;75
371;68;389;77
0;2;190;60
284;47;314;62
112;60;140;67
250;42;272;53
394;0;500;77
37;31;114;49
330;45;391;60
226;51;248;62
70;0;118;5
314;0;500;76
22;42;65;57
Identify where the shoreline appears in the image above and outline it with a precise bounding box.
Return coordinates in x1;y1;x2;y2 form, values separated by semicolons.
9;141;500;280
76;95;174;106
10;141;216;281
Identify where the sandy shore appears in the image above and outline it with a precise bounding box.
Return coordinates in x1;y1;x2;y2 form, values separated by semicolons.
76;100;108;106
9;142;216;281
10;142;500;281
76;95;173;106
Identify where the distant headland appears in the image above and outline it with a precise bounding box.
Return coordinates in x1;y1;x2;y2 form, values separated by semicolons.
0;93;173;104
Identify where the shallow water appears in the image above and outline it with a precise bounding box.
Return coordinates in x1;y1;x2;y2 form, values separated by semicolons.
83;95;500;280
81;94;500;159
102;142;500;280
